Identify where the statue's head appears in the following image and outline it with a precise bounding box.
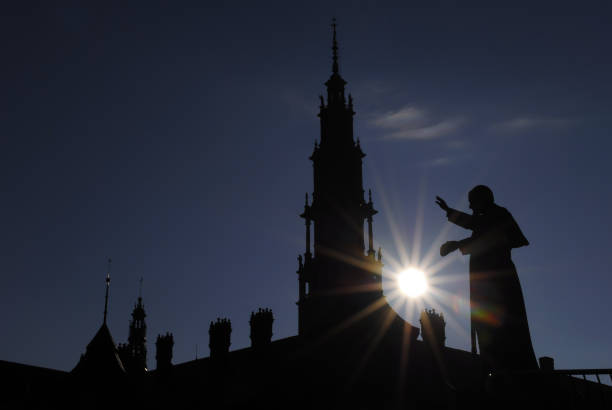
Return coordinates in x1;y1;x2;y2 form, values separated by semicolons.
468;185;494;214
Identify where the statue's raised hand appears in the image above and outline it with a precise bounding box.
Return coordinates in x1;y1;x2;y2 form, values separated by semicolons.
435;196;449;211
440;241;459;257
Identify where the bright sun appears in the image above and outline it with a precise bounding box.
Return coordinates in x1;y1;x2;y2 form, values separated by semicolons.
397;268;428;298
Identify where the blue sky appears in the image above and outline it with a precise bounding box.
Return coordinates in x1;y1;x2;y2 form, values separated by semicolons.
1;1;611;371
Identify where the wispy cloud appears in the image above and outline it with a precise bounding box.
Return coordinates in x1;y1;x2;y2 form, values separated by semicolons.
491;116;574;133
371;107;426;129
386;118;465;140
370;106;465;140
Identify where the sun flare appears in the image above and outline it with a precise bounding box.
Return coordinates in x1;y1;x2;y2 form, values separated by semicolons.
397;268;428;298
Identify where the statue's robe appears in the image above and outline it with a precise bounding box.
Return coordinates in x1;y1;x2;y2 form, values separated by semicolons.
447;205;538;371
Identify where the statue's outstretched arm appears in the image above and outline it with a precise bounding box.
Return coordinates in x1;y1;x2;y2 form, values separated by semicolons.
458;227;512;255
446;208;473;230
441;236;473;256
458;237;476;255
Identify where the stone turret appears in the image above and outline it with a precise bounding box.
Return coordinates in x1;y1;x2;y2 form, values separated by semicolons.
249;308;274;349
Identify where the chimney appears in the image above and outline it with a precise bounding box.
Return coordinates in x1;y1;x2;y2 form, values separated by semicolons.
209;318;232;359
249;308;274;349
419;308;446;348
155;333;174;371
539;356;554;371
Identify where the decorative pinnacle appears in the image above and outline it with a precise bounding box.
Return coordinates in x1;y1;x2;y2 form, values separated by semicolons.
331;17;339;74
368;189;372;204
103;258;111;325
305;192;309;206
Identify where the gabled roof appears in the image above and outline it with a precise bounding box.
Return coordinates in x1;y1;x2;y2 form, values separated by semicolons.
72;323;125;376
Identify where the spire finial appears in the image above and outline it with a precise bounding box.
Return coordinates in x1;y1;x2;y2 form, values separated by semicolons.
139;276;143;299
103;258;112;325
331;17;339;75
368;189;372;204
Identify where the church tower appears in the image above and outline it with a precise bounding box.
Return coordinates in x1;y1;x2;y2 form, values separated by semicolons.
118;280;148;373
297;21;383;336
126;291;147;372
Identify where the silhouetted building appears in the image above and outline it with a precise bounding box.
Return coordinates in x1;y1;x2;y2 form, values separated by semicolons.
72;272;126;379
72;322;126;379
2;21;611;410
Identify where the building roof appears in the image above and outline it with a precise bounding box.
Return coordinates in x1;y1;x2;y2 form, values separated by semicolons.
72;323;126;377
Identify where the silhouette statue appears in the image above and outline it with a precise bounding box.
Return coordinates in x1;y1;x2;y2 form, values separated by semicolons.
436;185;537;372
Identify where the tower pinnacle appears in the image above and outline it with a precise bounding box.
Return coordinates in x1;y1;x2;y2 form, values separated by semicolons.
324;18;347;108
332;18;339;75
103;258;111;325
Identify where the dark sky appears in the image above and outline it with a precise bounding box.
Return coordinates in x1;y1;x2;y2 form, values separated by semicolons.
2;1;611;372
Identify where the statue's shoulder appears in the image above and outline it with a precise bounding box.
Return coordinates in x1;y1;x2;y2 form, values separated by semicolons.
492;204;512;218
494;205;529;247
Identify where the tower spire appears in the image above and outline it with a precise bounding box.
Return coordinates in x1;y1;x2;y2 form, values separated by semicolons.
103;258;111;325
324;18;347;108
331;17;339;74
